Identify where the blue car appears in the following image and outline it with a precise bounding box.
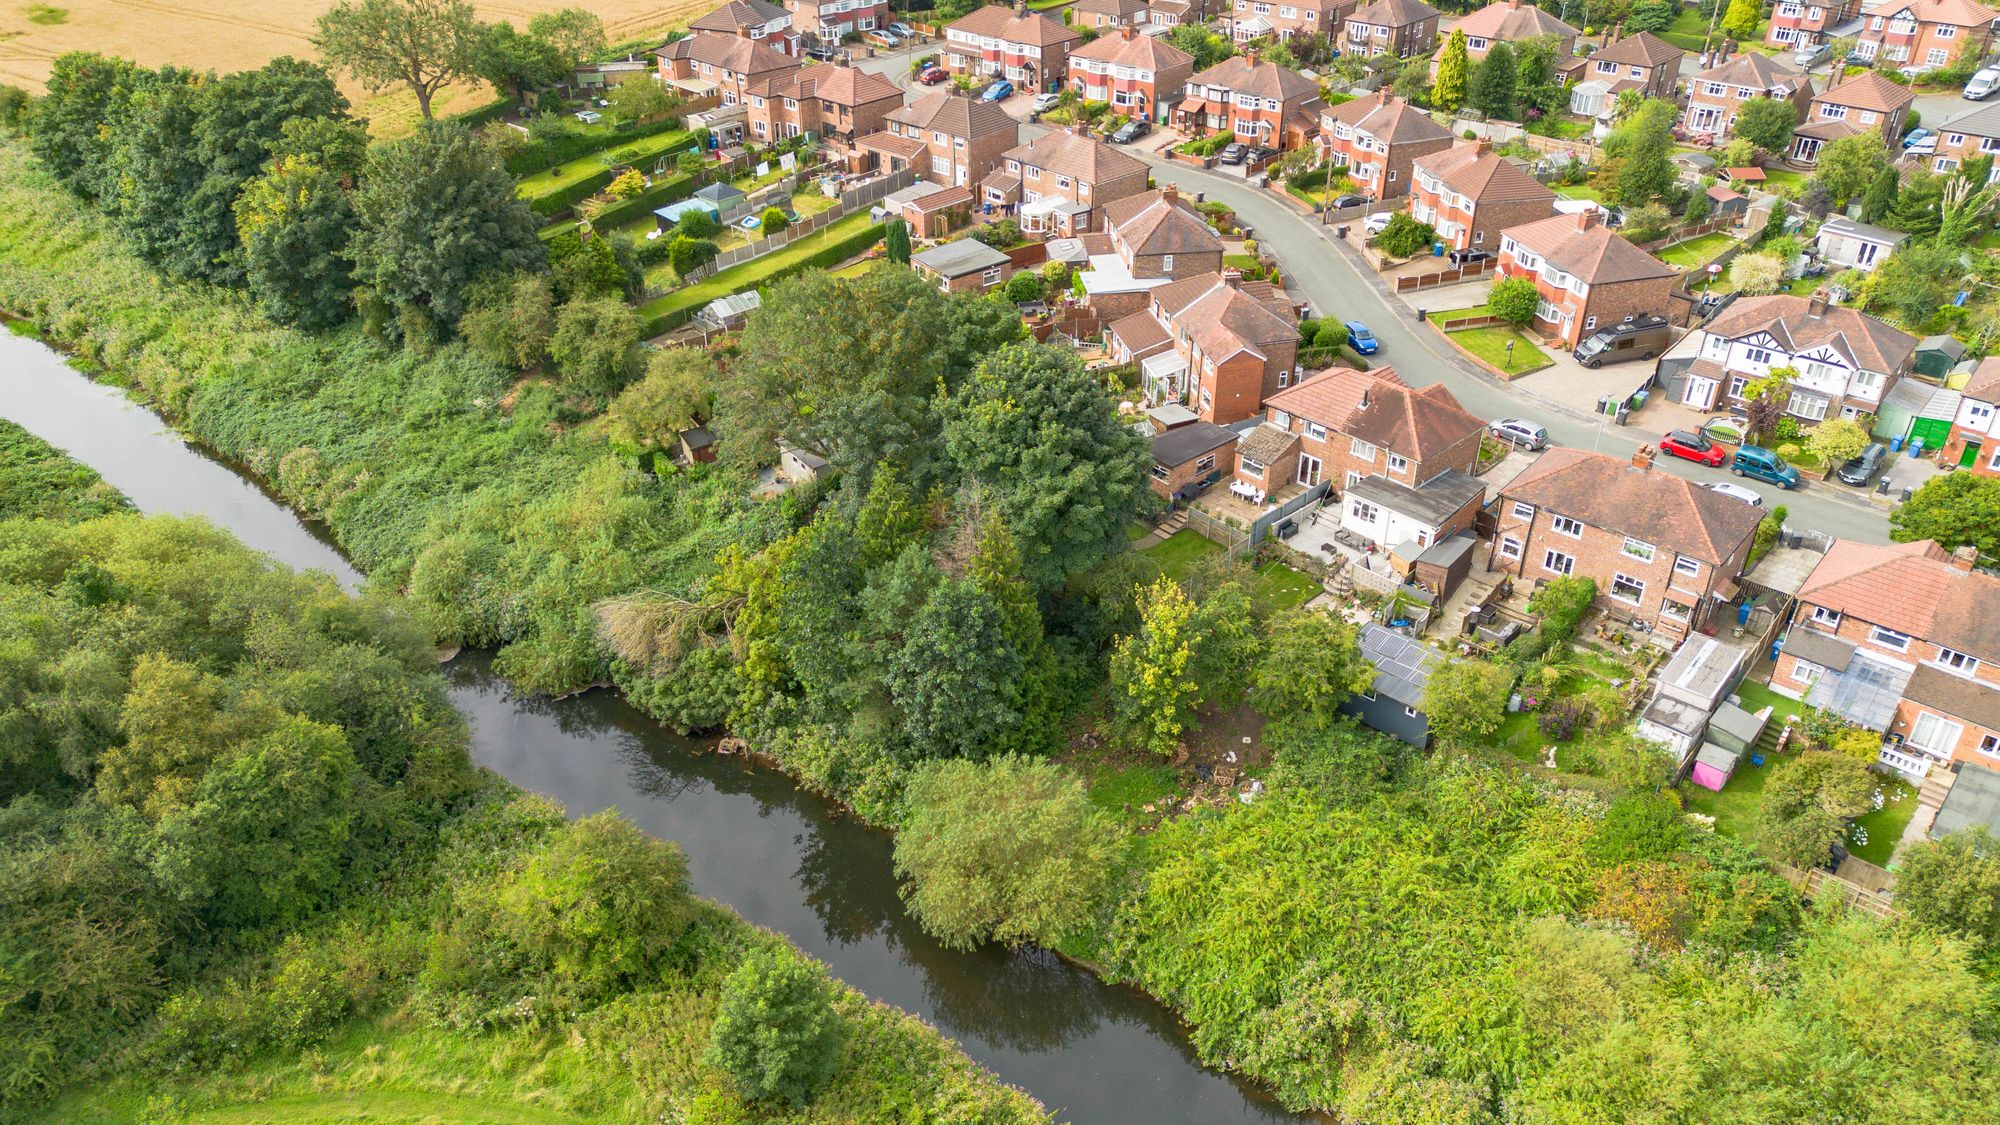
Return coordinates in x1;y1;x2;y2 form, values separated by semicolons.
1345;320;1380;355
1731;445;1801;490
981;80;1015;102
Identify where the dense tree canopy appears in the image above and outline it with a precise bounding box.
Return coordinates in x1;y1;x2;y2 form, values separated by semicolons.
1890;471;2000;559
315;0;484;121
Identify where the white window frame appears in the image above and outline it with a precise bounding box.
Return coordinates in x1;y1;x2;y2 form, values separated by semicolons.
1870;625;1912;652
1609;573;1646;605
1552;515;1584;538
1909;711;1964;757
1543;549;1575;576
1387;453;1410;473
1511;501;1535;520
1622;537;1655;563
1810;605;1842;629
1674;555;1701;578
1351;436;1378;460
1498;535;1523;560
1938;647;1981;676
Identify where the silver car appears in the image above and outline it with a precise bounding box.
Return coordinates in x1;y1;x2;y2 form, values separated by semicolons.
1490;418;1549;451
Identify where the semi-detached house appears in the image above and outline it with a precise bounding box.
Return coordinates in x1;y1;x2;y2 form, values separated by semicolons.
1855;0;1999;70
858;91;1019;187
1080;186;1227;318
691;0;801;55
1766;0;1863;49
1787;70;1915;166
1344;0;1440;58
1067;24;1196;123
1680;51;1813;142
746;65;902;167
1942;355;2000;474
1931;100;2000;180
787;0;892;42
1221;0;1355;44
1429;0;1577;77
982;128;1151;236
1489;447;1763;641
1319;92;1453;201
1495;210;1677;348
942;1;1083;92
1072;0;1150;29
657;31;801;109
1679;290;1916;422
1109;273;1301;424
1408;141;1557;251
1175;53;1326;151
1561;31;1684;119
1772;538;2000;782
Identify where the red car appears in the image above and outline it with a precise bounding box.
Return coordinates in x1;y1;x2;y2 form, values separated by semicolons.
1659;429;1727;467
917;67;949;85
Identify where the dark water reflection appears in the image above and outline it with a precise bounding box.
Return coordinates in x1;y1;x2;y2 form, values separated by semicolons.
1;331;1311;1124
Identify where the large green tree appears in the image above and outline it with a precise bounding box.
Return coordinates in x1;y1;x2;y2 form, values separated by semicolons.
548;295;644;400
940;343;1151;589
473;21;564;102
1605;98;1677;207
1890;471;2000;559
348;121;546;329
1433;29;1470;113
1815;133;1890;202
29;52;158;204
1420;658;1514;747
1734;97;1800;155
1252;609;1376;737
1469;42;1517;119
885;577;1024;759
1895;827;2000;947
316;0;484;121
526;8;606;71
894;755;1119;949
705;947;847;1106
1110;576;1204;756
1720;0;1761;39
1758;750;1875;868
496;811;696;994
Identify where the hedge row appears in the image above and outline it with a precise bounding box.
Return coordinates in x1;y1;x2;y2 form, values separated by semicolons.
642;220;885;335
504;115;690;177
528;168;619;218
589;171;698;228
454;98;521;130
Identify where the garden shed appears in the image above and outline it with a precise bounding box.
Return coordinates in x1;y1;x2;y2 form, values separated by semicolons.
1690;741;1742;791
1340;625;1446;748
653;198;712;229
1707;699;1767;756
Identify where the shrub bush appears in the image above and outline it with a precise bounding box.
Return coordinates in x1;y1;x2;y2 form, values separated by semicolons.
1538;698;1589;741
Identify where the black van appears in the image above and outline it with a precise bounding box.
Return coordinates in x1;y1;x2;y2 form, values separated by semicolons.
1571;315;1672;368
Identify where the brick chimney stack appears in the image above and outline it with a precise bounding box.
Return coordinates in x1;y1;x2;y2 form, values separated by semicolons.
1122;24;1137;40
1247;50;1260;67
1953;545;1980;571
1163;183;1179;204
1807;288;1831;318
1632;444;1655;471
1575;207;1601;232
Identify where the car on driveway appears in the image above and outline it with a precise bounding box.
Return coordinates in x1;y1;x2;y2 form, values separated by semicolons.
980;80;1014;102
889;21;917;37
1731;445;1801;490
1032;92;1062;112
1904;127;1937;150
1659;429;1728;467
1793;42;1832;68
1836;442;1888;486
1362;210;1393;235
1447;248;1491;268
1345;320;1379;355
1331;192;1368;208
806;43;838;61
1490;418;1548;450
1706;481;1764;507
1112;118;1151;144
918;66;949;85
1220;142;1249;165
866;28;903;47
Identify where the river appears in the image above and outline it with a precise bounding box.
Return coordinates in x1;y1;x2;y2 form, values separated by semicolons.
0;330;1310;1125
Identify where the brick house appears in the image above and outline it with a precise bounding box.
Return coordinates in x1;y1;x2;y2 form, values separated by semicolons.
746;65;902;166
1319;92;1453;201
1149;419;1240;499
1488;447;1763;640
982;129;1152;236
1073;0;1151;28
1408;141;1558;251
1856;0;1999;70
1174;53;1327;150
657;32;802;109
1149;0;1230;24
1068;24;1197;123
1680;51;1814;142
858;91;1019;187
1933;100;2000;179
911;237;1016;292
942;1;1084;92
1108;273;1301;423
1559;31;1684;118
1787;70;1915;165
1941;356;2000;473
1221;0;1356;44
1771;538;2000;780
1679;290;1916;421
1495;210;1677;348
1344;0;1441;58
1079;186;1227;317
786;0;892;42
691;0;801;55
1765;0;1864;49
1428;0;1578;78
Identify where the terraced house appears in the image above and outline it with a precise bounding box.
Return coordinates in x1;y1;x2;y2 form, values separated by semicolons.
1772;539;2000;781
1488;447;1763;640
1067;24;1196;123
1174;53;1326;150
1494;209;1674;347
1787;70;1915;166
1854;0;1999;70
942;1;1084;92
1408;141;1557;250
1765;0;1864;49
1108;273;1301;424
1679;290;1916;421
1429;0;1577;77
1679;51;1813;141
1930;100;2000;179
982;129;1151;236
1344;0;1441;58
1221;0;1356;44
858;91;1018;187
691;0;800;55
1319;92;1453;201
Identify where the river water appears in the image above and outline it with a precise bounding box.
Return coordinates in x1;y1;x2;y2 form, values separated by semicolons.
0;330;1309;1124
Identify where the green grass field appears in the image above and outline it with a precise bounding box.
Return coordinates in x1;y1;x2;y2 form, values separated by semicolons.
1850;777;1919;866
635;209;880;325
1659;232;1736;270
1683;755;1773;840
515;129;698;201
1447;325;1552;374
1251;559;1321;615
1142;527;1224;575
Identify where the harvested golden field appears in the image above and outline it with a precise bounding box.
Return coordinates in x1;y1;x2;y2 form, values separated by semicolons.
0;0;713;131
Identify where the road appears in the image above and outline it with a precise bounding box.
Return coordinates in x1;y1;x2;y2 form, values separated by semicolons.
849;43;1893;544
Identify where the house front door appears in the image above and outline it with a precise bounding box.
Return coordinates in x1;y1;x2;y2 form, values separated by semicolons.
1297;454;1322;486
1962;440;1982;468
1685;375;1717;409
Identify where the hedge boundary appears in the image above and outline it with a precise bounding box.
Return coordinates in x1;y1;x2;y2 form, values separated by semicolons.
504;116;691;177
641;219;884;334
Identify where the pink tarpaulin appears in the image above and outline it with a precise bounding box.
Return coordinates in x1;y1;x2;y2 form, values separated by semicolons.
1691;762;1730;792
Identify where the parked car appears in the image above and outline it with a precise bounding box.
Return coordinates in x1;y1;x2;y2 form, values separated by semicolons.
1490;418;1548;450
918;67;949;85
1220;142;1249;165
806;43;838;61
1245;146;1274;165
889;21;917;37
1571;315;1672;368
1447;248;1492;267
1332;192;1368;208
1706;481;1764;507
1731;445;1801;490
1031;92;1062;113
1793;42;1832;68
1345;320;1380;355
1363;210;1394;235
1659;430;1729;467
1969;65;2000;99
1837;442;1889;486
1112;118;1151;144
1904;127;1937;153
980;80;1015;102
865;29;903;47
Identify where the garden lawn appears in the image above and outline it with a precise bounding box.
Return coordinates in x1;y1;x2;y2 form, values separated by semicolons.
1682;756;1773;841
514;129;696;201
1849;777;1919;866
1661;8;1715;51
1446;325;1552;374
1557;184;1605;203
1142;528;1224;579
1250;560;1320;615
1659;232;1735;270
635;209;880;325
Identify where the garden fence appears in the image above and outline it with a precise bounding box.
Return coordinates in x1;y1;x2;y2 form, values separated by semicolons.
1394;258;1495;293
1185;508;1251;560
1249;481;1332;546
679;167;916;283
1775;864;1899;920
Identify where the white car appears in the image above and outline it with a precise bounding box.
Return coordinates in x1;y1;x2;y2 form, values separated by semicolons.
1363;211;1394;235
1969;65;2000;99
1031;92;1062;112
1706;481;1765;508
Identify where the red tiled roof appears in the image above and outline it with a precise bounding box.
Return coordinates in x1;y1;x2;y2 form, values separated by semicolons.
1703;293;1917;374
947;5;1084;47
1446;0;1577;43
1801;539;2000;662
1590;31;1684;68
1503;212;1675;286
1964;355;2000;403
1264;365;1408;430
1189;54;1319;101
1416;142;1558;204
1502;448;1763;565
1814;70;1915;114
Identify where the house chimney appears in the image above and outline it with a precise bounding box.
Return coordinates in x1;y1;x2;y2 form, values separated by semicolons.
1575;207;1600;232
1163;183;1179;204
1807;288;1831;318
1122;24;1137;40
1953;545;1980;571
1632;444;1656;471
1247;50;1260;67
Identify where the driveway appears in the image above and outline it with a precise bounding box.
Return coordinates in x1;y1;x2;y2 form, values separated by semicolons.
1093;130;1896;545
